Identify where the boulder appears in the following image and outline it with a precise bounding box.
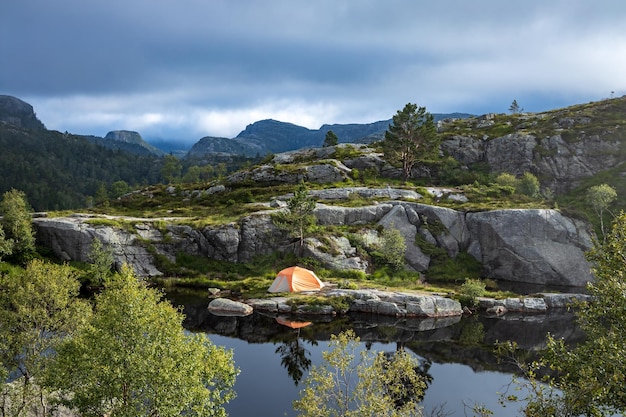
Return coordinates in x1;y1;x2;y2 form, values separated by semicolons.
208;298;253;316
304;161;351;183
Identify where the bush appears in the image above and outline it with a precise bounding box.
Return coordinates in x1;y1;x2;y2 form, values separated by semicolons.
516;172;540;198
376;227;406;271
459;278;486;308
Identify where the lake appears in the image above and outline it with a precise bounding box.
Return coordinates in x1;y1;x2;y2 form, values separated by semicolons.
170;291;583;417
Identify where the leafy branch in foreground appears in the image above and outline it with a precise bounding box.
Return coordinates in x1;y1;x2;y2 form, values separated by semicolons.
294;329;428;417
45;265;238;417
498;212;626;416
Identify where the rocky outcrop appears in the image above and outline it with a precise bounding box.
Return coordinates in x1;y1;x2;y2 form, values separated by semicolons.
478;293;592;315
465;209;594;287
226;160;353;185
441;131;622;194
33;197;596;287
0;95;46;130
248;288;463;318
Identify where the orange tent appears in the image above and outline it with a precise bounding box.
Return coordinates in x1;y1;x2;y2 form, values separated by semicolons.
268;266;325;293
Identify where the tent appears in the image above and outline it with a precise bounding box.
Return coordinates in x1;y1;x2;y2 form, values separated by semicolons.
268;266;325;293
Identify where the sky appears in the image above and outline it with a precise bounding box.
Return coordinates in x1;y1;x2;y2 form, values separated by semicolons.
2;1;626;146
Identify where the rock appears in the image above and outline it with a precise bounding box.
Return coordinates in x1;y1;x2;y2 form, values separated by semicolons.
485;133;537;176
33;216;163;277
328;289;463;318
378;204;430;271
441;130;622;195
297;187;421;202
247;298;283;313
409;203;470;258
540;293;592;308
486;305;507;315
33;197;597;287
0;95;46;130
208;298;253;316
302;236;368;271
304;161;351;183
466;209;594;287
314;203;394;226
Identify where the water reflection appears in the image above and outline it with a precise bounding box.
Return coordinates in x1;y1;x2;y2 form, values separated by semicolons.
274;322;317;385
167;290;584;416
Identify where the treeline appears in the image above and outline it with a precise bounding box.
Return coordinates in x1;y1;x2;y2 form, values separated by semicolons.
0;124;259;211
0;125;163;210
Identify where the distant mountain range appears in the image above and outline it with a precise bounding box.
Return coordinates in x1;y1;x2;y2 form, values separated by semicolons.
186;113;472;158
0;94;472;159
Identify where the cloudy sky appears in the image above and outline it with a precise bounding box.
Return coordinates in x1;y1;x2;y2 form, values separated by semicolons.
2;1;626;145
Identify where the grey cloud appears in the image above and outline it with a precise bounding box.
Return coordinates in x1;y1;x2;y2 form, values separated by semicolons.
2;0;626;141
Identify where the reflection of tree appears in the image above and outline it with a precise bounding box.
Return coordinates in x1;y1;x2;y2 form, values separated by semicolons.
459;317;485;346
275;334;316;385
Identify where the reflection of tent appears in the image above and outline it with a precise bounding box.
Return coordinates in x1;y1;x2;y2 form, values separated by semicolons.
268;266;325;293
275;317;312;329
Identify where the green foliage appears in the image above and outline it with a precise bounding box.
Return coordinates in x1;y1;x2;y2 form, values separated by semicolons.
516;172;541;198
0;189;35;261
0;226;12;261
586;183;617;239
86;237;115;287
293;329;427;417
110;180;131;198
161;154;183;184
499;213;626;416
323;130;339;147
494;172;518;188
288;295;353;314
331;144;363;160
376;227;407;271
45;265;238;417
0;260;90;416
458;278;486;308
382;102;439;181
509;99;523;114
272;181;317;254
0;125;163;211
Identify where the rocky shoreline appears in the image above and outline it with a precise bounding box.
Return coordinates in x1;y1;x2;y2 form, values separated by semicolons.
207;287;591;318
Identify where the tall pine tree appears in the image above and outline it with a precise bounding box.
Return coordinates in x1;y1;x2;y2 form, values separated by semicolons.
382;103;438;182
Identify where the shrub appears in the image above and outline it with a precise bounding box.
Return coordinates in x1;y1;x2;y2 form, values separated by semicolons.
459;278;486;308
516;172;540;198
376;227;406;271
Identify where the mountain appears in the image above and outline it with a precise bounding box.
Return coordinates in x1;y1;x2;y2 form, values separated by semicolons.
0;96;166;210
187;113;473;158
84;130;165;157
0;95;46;130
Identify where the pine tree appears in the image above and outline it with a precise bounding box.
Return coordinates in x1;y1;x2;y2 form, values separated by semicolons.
382;103;438;182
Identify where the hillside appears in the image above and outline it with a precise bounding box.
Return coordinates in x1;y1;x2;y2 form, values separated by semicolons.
0;123;164;210
2;93;626;218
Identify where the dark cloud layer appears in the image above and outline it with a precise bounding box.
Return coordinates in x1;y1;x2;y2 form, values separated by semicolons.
2;0;625;142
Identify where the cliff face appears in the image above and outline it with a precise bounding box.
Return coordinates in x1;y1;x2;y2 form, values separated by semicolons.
439;98;626;194
0;95;46;130
33;196;595;287
441;131;621;194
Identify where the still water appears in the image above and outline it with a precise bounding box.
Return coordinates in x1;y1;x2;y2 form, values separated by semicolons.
171;292;583;417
